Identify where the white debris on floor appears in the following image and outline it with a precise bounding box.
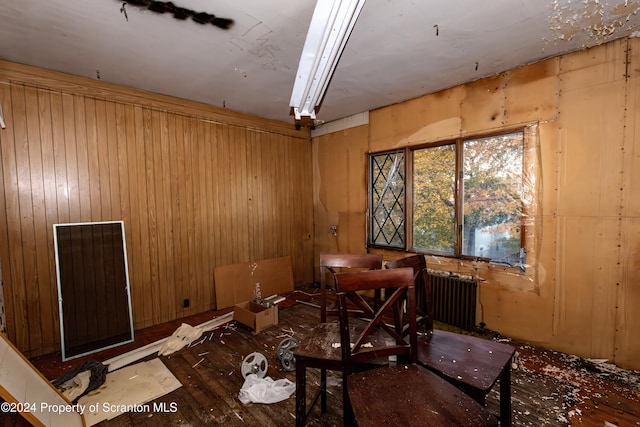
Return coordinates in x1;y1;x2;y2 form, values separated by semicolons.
499;342;640;426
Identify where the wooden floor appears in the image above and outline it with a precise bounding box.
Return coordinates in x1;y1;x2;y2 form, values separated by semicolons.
3;287;640;426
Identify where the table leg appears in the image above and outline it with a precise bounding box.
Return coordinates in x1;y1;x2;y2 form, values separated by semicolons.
296;362;306;427
321;368;327;412
499;365;511;427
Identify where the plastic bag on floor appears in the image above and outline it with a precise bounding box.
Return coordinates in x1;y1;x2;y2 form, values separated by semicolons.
60;370;91;402
238;374;295;404
51;359;108;404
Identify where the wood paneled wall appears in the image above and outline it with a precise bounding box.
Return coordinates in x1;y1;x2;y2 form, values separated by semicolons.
0;61;313;357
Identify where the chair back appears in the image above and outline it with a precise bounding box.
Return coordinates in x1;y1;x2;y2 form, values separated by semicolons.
386;254;433;331
385;253;426;273
334;267;416;375
319;253;383;322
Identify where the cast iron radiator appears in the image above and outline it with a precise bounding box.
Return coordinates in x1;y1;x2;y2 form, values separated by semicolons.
428;273;477;331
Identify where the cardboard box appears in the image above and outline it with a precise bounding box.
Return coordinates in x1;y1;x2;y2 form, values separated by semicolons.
233;301;278;333
214;256;294;309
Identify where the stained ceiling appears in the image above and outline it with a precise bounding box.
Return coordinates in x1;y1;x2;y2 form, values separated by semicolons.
1;0;640;126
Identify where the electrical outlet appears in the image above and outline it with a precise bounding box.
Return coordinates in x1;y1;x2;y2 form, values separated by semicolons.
183;299;190;308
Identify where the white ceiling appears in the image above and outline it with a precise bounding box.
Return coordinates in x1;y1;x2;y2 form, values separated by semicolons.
1;0;640;126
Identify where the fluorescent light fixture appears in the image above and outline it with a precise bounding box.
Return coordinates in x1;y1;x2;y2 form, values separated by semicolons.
289;0;366;126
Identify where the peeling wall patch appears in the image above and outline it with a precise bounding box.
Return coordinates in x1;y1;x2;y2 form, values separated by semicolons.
547;0;640;46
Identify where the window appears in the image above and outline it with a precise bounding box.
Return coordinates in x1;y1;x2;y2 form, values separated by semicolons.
369;150;405;247
369;130;526;269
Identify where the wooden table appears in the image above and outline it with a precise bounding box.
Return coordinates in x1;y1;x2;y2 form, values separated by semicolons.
417;329;515;426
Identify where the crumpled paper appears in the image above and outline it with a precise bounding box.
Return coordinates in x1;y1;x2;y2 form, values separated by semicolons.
158;323;203;356
238;374;296;404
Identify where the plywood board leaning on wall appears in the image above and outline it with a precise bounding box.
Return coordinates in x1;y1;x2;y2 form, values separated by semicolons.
615;36;640;370
214;256;294;309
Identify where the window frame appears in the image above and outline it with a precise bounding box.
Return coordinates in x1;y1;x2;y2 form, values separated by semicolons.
368;127;530;269
368;149;406;248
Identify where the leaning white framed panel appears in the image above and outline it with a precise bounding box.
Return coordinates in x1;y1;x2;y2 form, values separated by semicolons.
53;220;134;361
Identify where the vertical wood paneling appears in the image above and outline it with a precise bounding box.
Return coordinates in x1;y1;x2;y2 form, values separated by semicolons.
210;124;222;269
162;114;181;319
74;96;91;223
291;135;311;278
255;132;266;259
194;119;206;312
137;107;152;328
172;114;186;319
183;118;196;318
208;123;219;307
217;124;230;267
26;86;54;354
105;101;120;220
62;93;80;221
85;98;101;220
176;117;187;317
0;84;18;346
275;134;285;255
204;122;216;310
158;111;174;322
95;100;111;220
267;133;276;256
11;84;40;354
50;92;68;224
283;136;293;256
23;87;43;353
0;66;313;357
145;108;160;325
246;130;257;261
264;134;276;257
0;86;11;342
235;129;246;262
227;126;238;262
37;89;59;353
248;130;260;260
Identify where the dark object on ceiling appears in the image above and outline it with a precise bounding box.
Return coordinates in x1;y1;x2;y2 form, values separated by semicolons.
118;0;234;29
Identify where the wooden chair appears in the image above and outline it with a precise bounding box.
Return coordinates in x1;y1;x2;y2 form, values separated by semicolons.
386;254;516;427
384;254;433;332
334;267;498;427
319;252;383;322
294;252;383;426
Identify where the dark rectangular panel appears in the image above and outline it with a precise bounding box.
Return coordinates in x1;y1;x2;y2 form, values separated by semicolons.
54;221;133;360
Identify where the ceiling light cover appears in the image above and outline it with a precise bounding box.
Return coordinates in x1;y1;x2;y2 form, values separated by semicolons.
289;0;366;124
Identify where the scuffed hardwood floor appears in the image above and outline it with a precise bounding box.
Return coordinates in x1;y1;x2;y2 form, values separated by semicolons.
2;287;639;426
